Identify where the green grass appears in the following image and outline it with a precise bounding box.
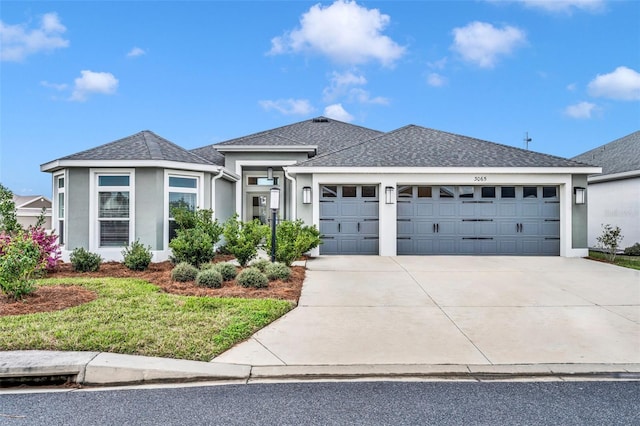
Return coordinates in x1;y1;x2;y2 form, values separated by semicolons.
588;251;640;271
0;277;293;361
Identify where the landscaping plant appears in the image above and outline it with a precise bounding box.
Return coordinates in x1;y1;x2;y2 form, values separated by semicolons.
265;262;291;281
237;267;268;288
70;247;102;272
0;230;45;300
596;224;624;262
122;240;153;271
251;259;271;272
196;268;223;288
212;262;237;281
223;214;269;266
171;262;199;282
0;183;20;235
169;207;222;267
265;219;321;266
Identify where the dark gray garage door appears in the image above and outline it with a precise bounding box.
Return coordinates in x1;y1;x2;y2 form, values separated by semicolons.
320;185;379;255
397;185;560;255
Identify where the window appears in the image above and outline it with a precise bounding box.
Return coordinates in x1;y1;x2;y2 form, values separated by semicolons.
481;187;496;198
543;187;557;198
523;186;538;198
417;186;432;198
439;186;454;198
398;186;413;198
97;174;130;247
342;186;356;197
56;175;65;245
362;186;377;198
321;185;337;198
459;186;474;198
501;187;515;198
248;176;279;186
168;175;198;240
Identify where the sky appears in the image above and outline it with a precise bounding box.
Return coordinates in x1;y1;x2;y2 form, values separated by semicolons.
1;0;639;197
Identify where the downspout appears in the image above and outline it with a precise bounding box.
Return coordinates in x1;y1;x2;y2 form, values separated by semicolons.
284;167;296;220
211;167;225;221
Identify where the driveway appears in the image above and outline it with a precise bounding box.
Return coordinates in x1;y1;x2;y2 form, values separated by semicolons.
213;256;640;366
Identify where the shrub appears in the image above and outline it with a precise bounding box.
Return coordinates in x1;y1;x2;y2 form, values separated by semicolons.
624;243;640;256
26;226;61;271
251;259;270;272
196;269;223;288
223;214;269;266
0;184;20;235
0;230;43;300
70;247;102;272
596;224;624;262
265;220;321;266
236;267;268;289
265;262;291;281
122;240;153;271
172;207;223;244
212;262;238;281
169;228;214;268
171;262;198;282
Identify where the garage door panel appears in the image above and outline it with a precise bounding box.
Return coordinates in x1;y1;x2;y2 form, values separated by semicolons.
498;203;518;217
542;220;560;235
477;222;497;236
542;239;560;255
521;203;540;217
397;201;413;217
340;202;360;217
416;203;434;217
438;203;456;216
415;221;433;234
477;203;497;217
359;202;379;217
320;221;338;234
320;201;338;216
542;202;560;217
321;238;338;254
360;220;378;234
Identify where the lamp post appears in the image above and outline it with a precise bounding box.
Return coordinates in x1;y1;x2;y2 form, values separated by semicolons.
269;187;280;262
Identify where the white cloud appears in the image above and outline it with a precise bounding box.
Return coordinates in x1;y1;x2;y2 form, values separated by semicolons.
0;12;69;62
323;70;367;101
587;66;640;101
511;0;605;14
427;73;447;87
564;101;597;119
70;70;119;102
259;98;315;115
451;21;526;68
40;80;68;91
268;0;405;66
348;88;389;105
324;103;354;122
127;47;146;57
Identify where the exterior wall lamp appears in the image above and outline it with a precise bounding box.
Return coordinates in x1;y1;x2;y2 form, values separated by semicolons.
574;187;586;205
385;186;395;204
267;167;273;180
302;186;312;204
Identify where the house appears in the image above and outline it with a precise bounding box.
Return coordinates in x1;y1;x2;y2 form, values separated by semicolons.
12;195;52;229
41;117;599;261
572;131;640;249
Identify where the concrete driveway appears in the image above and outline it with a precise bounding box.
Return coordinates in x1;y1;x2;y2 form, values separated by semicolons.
213;256;640;367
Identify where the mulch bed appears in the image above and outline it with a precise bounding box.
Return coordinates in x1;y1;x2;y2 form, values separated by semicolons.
0;258;305;317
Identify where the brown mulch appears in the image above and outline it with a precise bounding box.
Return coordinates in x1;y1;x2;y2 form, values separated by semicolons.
1;257;305;317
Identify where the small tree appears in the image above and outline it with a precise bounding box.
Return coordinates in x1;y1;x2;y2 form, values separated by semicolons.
596;224;623;262
265;219;322;266
222;214;268;266
0;230;44;300
169;207;223;267
0;183;20;235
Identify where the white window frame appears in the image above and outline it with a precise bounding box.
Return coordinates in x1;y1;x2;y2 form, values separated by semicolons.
89;169;135;252
53;171;66;246
164;170;204;247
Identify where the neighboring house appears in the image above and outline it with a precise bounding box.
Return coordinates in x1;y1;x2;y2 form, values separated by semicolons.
41;117;599;261
572;131;640;249
13;195;52;229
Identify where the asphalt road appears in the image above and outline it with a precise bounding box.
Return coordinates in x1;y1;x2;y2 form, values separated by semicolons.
1;381;638;425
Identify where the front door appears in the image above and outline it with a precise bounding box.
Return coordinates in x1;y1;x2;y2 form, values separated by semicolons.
246;193;269;224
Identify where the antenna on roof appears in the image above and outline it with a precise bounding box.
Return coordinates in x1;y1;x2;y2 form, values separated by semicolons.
524;132;532;150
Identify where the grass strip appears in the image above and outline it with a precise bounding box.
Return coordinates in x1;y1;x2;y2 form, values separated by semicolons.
588;251;640;271
0;277;293;361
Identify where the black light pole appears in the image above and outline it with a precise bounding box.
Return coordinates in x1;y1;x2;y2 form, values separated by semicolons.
269;187;280;263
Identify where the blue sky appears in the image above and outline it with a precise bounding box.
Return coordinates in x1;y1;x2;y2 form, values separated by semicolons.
1;0;639;197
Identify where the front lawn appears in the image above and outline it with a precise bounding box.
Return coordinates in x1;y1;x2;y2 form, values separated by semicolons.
588;251;640;271
0;277;293;361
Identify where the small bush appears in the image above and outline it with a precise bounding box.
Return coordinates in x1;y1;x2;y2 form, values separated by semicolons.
70;247;102;272
265;219;321;266
171;262;198;282
169;228;214;268
122;240;153;271
265;262;291;281
223;214;269;266
251;259;270;272
196;269;223;288
236;267;268;289
624;243;640;256
596;224;624;262
0;230;42;300
213;262;238;281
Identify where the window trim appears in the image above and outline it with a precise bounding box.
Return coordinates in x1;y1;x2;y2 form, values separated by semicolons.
164;170;204;247
89;169;135;251
53;171;66;246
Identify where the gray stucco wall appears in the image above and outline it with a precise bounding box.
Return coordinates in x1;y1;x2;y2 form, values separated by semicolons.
572;174;588;249
67;168;90;250
135;168;165;250
214;177;236;222
295;173;313;223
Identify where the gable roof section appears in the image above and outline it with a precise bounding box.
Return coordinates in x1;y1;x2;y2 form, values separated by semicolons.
41;131;215;171
12;195;51;209
572;130;640;176
295;125;592;168
202;117;383;156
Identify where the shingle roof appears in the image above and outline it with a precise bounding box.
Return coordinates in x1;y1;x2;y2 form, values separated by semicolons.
189;145;225;166
55;130;214;165
296;125;590;168
572;130;640;176
204;117;383;155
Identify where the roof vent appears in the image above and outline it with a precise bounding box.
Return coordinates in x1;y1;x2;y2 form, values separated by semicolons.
312;117;329;123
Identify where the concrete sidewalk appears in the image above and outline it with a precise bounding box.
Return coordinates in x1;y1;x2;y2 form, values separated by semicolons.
1;256;639;387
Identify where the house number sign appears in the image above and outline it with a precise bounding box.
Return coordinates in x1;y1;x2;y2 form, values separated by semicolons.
473;176;488;182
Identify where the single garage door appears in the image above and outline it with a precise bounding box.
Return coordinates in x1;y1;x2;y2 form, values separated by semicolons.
397;185;560;255
320;185;379;255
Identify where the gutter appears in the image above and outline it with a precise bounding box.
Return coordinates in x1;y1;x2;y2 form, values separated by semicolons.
283;167;296;220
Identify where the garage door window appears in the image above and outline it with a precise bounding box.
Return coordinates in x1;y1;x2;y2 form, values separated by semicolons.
481;187;496;198
362;186;377;197
501;187;515;198
322;185;337;198
459;186;474;198
543;187;557;198
398;186;413;198
342;186;357;197
440;186;454;198
418;186;432;198
523;187;538;198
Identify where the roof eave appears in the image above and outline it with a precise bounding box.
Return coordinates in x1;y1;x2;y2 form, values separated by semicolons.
215;145;317;154
41;159;222;173
588;169;640;183
285;166;603;174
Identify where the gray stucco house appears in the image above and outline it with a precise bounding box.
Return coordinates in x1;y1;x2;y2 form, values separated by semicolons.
41;117;599;261
572;131;640;248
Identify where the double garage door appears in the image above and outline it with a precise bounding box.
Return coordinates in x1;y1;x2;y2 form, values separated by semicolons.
319;184;560;256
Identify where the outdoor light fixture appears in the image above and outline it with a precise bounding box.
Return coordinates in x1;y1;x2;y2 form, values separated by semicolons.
269;187;281;262
267;167;273;180
302;186;312;204
574;187;586;205
385;186;395;204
